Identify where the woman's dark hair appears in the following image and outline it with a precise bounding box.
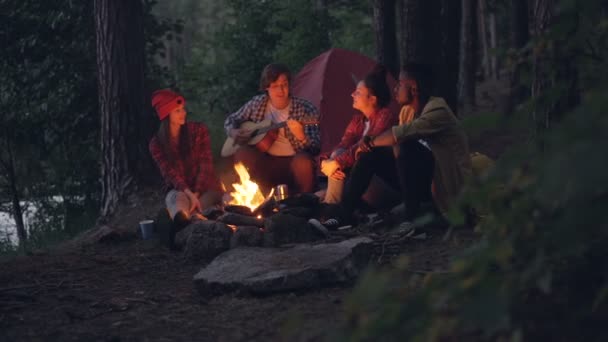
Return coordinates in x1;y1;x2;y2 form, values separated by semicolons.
363;64;391;108
156;120;192;179
259;63;291;91
401;62;435;99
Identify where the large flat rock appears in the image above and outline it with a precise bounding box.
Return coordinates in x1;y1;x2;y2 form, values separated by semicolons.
193;237;373;296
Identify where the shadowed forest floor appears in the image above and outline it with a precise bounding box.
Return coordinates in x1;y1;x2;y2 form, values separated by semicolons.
0;226;477;341
0;79;514;341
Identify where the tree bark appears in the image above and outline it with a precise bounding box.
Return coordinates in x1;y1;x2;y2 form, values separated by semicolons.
3;137;27;250
477;0;490;80
398;0;460;112
458;0;478;114
399;0;435;65
531;0;579;141
511;0;529;48
437;0;461;113
373;0;399;77
488;11;499;79
94;0;147;217
506;0;529;114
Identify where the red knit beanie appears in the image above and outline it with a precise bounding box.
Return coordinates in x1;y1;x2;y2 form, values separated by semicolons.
151;89;185;120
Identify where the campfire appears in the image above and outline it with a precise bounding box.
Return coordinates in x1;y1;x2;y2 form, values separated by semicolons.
226;162;268;212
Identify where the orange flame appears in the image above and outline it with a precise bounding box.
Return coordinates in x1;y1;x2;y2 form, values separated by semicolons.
227;162;265;211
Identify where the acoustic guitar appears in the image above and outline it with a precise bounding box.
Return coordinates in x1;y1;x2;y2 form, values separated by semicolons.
221;118;318;157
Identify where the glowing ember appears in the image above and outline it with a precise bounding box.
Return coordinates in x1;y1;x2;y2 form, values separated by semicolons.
227;162;266;211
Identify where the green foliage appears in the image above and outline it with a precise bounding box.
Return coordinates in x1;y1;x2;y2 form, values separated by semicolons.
0;0;99;251
341;1;608;340
157;0;373;155
0;0;179;252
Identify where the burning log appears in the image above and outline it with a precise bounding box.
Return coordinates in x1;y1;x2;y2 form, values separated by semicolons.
224;205;254;217
201;206;224;220
218;212;264;227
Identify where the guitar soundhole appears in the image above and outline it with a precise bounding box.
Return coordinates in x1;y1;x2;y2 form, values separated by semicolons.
256;130;279;153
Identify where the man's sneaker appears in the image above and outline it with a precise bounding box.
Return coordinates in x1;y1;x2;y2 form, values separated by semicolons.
308;218;330;237
320;218;354;231
394;221;416;236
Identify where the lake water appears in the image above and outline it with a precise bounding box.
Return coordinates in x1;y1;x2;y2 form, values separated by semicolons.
1;198;63;246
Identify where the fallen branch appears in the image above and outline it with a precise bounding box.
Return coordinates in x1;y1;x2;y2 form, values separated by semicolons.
0;284;38;293
124;297;158;305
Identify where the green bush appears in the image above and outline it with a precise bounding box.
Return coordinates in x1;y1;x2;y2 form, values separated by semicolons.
340;2;608;340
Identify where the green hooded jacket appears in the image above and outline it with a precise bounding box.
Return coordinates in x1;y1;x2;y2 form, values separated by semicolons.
392;97;472;214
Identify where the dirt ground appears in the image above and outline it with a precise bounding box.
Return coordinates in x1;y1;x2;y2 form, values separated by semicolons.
0;224;477;342
0;79;511;341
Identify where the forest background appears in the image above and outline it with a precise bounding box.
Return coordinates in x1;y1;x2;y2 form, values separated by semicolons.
0;0;374;250
1;0;608;339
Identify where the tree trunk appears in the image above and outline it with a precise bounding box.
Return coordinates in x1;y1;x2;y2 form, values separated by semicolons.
373;0;399;77
399;0;460;112
0;134;27;250
437;0;461;113
399;0;434;65
458;0;478;114
506;0;529;114
478;0;490;80
488;11;499;79
511;0;529;47
531;0;579;141
6;143;27;250
94;0;147;217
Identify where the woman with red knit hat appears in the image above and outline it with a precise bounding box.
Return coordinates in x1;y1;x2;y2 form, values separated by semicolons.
149;89;222;248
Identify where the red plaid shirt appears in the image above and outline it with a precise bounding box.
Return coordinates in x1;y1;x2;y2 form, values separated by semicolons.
333;107;397;169
149;122;221;194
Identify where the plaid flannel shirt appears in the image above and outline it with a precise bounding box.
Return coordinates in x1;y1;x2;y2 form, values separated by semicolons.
149;122;222;194
333;107;397;169
224;94;321;155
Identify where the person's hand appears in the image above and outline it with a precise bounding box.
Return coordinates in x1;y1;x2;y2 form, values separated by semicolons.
222;192;233;205
229;128;253;145
354;144;367;161
361;135;374;152
286;119;306;141
184;189;201;214
355;146;364;160
329;169;346;181
321;159;340;177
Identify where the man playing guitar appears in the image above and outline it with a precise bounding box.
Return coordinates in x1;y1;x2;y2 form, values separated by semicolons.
224;63;320;194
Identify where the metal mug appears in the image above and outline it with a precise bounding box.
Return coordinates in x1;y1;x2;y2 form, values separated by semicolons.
274;184;288;202
139;220;155;240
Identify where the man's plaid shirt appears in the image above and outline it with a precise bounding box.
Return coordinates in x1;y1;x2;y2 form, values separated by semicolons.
224;94;321;155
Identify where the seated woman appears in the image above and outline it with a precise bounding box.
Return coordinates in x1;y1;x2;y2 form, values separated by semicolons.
149;89;223;247
319;65;397;204
324;63;472;230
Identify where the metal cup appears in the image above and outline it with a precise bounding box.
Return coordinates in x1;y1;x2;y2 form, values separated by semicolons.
139;220;155;240
274;184;288;202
